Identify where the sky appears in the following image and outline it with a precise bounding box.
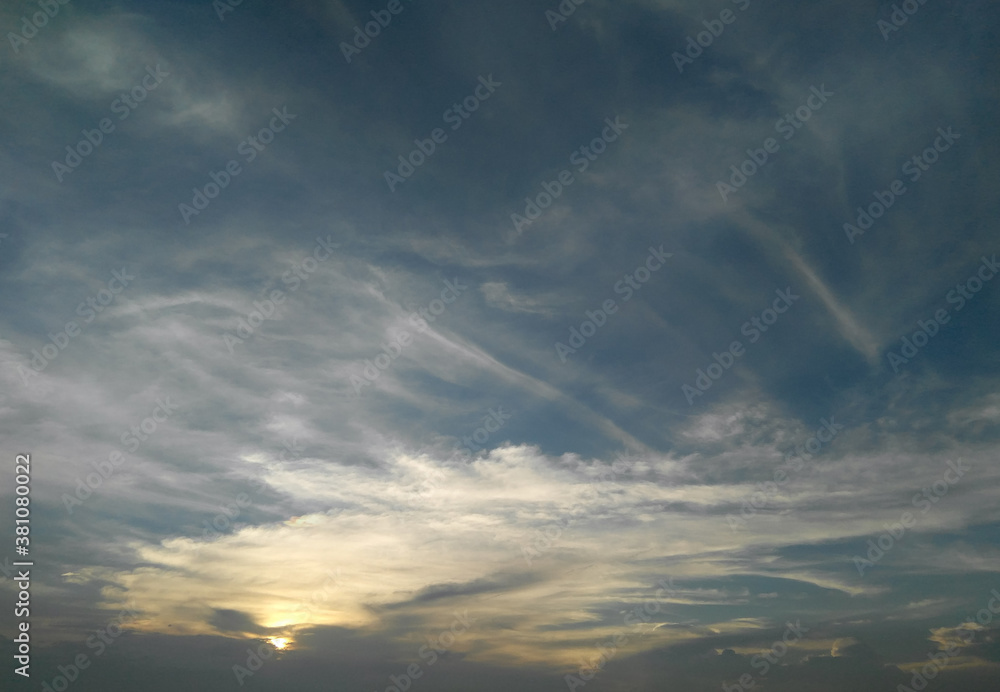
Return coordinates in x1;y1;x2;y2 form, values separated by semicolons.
1;0;1000;690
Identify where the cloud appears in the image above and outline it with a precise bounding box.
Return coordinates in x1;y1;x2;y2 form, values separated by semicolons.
2;0;999;690
480;281;558;316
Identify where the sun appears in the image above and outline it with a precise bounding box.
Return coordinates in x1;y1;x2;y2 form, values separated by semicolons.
268;637;291;650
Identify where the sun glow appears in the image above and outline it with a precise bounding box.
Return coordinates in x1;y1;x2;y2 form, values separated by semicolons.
268;637;291;650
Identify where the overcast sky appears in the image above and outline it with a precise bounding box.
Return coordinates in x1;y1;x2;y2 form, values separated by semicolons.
2;0;1000;691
